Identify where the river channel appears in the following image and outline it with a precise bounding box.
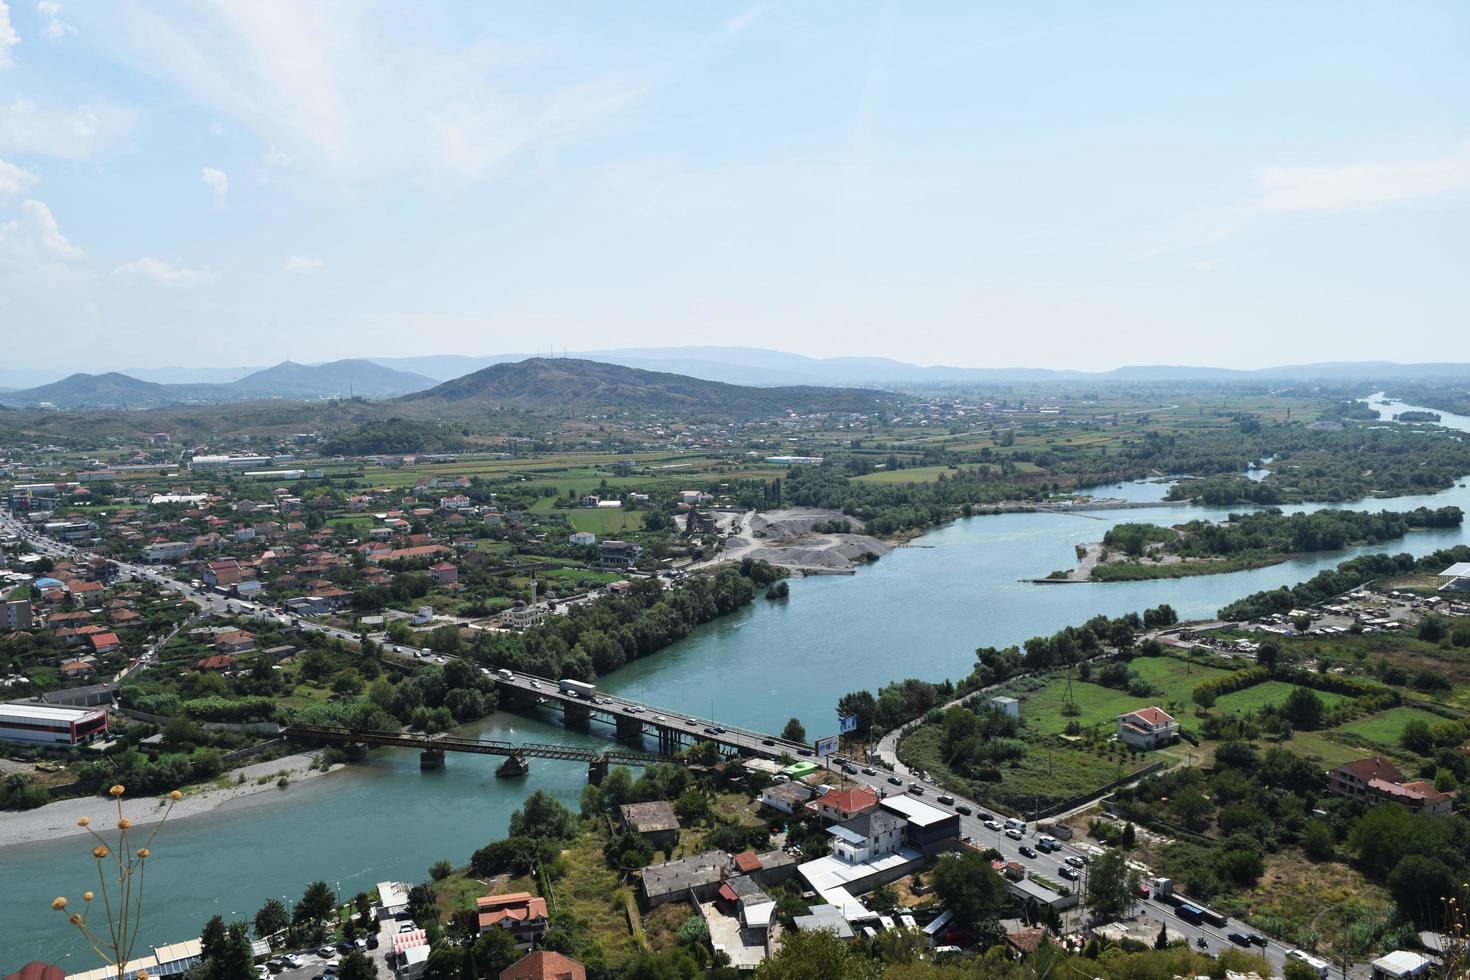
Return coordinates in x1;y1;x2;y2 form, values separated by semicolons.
5;394;1468;966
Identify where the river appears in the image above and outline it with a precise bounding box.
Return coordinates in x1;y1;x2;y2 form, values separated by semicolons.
5;396;1469;968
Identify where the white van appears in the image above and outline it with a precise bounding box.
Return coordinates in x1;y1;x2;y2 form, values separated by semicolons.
1004;817;1026;832
1286;950;1330;978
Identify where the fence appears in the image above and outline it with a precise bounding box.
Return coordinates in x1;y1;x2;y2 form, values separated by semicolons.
221;737;289;763
1031;760;1166;821
119;707;281;735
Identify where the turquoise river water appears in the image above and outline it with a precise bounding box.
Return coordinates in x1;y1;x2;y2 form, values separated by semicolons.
4;395;1468;967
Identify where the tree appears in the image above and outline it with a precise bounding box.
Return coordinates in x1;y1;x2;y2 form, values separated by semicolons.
294;880;337;926
253;898;288;941
429;858;453;880
200;915;228;961
1401;719;1436;756
621;949;702;980
1282;687;1324;730
836;690;878;737
470;928;520;975
930;851;1007;929
753;928;880;980
1155;922;1170;949
781;717;807;743
1301;819;1335;861
336;951;378;980
1085;848;1140;921
1215;832;1265;885
1388;855;1458;927
508;790;578;840
1256;641;1280;673
1348;804;1455;878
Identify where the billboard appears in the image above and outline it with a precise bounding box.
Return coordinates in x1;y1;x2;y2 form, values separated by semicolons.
815;734;840;757
839;714;859;734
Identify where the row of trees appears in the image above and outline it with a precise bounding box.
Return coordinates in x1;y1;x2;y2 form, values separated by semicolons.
1219;545;1470;620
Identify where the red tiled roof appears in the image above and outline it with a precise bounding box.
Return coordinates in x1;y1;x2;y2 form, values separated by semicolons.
499;951;586;980
1130;706;1175;726
733;851;762;873
89;632;121;650
1338;757;1404;784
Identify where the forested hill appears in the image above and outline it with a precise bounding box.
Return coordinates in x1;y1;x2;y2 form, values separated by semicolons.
393;357;893;418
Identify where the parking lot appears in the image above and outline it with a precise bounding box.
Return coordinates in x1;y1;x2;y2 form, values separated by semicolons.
263;917;402;980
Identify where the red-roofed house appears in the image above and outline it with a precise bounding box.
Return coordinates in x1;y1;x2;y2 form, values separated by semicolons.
430;562;459;586
214;630;256;654
203;559;241;587
499;950;586;980
1116;706;1178;750
806;786;880;824
195;654;238;672
477;892;549;949
1328;757;1404;801
88;632;121;655
733;851;764;874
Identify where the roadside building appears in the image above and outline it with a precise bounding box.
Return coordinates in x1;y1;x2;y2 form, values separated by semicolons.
599;540;643;568
568;531;597;547
988;695;1020;717
806;786;878;824
1371;951;1434;980
476;892;550;949
759;781;814;814
429;561;459;585
1328;757;1404;802
878;796;962;856
617;800;681;851
0;702;108;745
639;851;727;908
1116;706;1178;750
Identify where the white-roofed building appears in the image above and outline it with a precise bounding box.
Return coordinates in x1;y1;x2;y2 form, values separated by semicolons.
1440;562;1470;592
0;701;108;745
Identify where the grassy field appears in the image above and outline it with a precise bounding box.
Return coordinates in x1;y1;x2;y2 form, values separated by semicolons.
1334;705;1448;748
1213;680;1352;715
1018;656;1232;736
854;464;974;484
567;508;646;534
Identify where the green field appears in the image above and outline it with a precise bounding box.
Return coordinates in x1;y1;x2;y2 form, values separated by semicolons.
854;464;974;484
1018;656;1232;736
326;514;375;529
567;508;645;534
1334;705;1449;748
1213;680;1352;715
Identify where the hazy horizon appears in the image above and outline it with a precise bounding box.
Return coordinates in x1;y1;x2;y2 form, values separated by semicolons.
1;3;1467;372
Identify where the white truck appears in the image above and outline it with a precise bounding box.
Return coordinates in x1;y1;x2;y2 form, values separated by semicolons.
559;678;596;699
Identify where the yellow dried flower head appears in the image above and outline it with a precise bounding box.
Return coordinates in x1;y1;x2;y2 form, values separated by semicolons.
82;891;94;902
137;847;150;858
76;816;90;828
169;790;182;801
92;845;109;859
138;972;149;980
117;818;132;830
68;913;81;925
51;897;67;910
109;784;125;797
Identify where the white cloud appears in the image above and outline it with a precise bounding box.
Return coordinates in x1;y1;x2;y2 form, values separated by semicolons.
36;0;73;41
1257;141;1470;214
201;165;228;204
0;156;37;201
0;97;135;158
0;1;19;70
0;199;83;262
283;255;324;274
208;121;225;136
103;4;650;180
112;256;216;287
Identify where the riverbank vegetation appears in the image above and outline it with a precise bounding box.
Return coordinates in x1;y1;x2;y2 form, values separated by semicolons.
1218;545;1470;621
1083;507;1463;582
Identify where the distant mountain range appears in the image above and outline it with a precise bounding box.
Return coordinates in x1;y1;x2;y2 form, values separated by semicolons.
0;359;436;409
4;347;1470;400
394;357;891;418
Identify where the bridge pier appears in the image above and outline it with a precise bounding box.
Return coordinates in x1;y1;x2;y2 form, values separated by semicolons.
344;742;368;761
656;726;681;756
587;757;608;785
419;749;445;770
616;715;644;741
563;702;591;725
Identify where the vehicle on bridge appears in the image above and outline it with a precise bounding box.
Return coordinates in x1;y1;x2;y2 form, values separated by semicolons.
560;678;596;698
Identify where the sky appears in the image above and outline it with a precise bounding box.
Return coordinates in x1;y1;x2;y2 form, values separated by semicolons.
0;1;1467;373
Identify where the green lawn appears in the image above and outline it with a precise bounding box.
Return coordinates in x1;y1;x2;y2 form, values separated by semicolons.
567;508;645;534
1271;731;1382;768
1018;656;1232;736
854;465;973;484
1214;680;1352;715
1334;706;1449;748
326;514;375;528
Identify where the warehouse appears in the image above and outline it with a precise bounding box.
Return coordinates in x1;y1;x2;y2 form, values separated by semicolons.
0;702;108;745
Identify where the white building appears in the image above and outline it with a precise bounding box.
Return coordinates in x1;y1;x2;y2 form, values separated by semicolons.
190;455;272;469
568;531;597;546
988;696;1019;717
0;702;108;745
1116;706;1178;750
826;808;905;864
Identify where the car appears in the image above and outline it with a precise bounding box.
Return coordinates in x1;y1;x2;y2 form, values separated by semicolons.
337;941;355;952
862;767;876;776
1247;934;1267;948
1066;855;1084;868
255;967;270;980
984;819;1003;831
937;794;955;805
317;947;336;958
908;785;924;795
266;961;286;974
1005;828;1024;840
761;738;775;745
1018;845;1038;858
1136;884;1151;899
887;776;903;786
842;764;858;775
797;749;813;757
1059;867;1080;880
627;705;642;713
654;715;666;722
704;726;719;735
1228;933;1251;948
365;934;379;950
283;955;306;969
398;922;418;933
